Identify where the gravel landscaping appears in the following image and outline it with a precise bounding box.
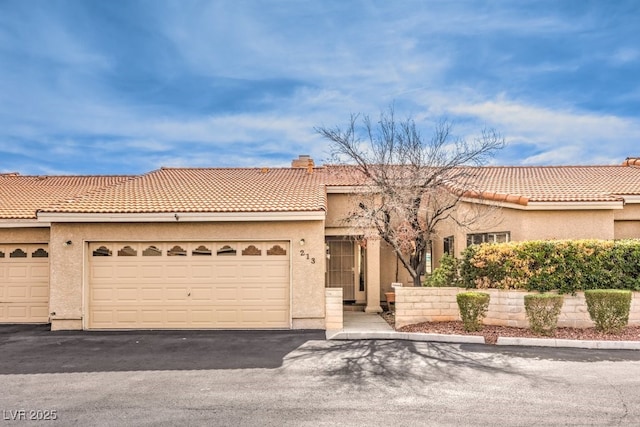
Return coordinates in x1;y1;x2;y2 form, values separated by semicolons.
380;312;640;345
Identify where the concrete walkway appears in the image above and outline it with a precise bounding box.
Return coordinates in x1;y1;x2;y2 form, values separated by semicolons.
326;311;484;343
326;311;640;349
343;311;394;332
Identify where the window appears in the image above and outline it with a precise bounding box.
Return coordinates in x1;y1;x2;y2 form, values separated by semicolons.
117;245;137;256
167;245;187;256
216;245;236;256
192;245;212;256
443;236;455;256
92;246;112;256
267;244;286;256
32;248;49;258
143;245;162;256
242;245;261;256
466;232;510;246
424;240;433;274
10;248;27;258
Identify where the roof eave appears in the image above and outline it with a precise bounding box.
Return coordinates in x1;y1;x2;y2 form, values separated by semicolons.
36;211;326;223
619;195;640;204
462;197;624;210
0;219;50;228
326;185;369;194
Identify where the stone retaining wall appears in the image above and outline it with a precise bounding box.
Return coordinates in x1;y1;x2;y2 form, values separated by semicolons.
395;287;640;329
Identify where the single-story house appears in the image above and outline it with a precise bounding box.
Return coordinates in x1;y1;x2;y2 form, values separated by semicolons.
1;156;639;330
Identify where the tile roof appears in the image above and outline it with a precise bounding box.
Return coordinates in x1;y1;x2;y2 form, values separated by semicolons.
316;166;369;186
322;164;640;205
623;157;640;167
459;166;640;205
40;168;327;214
0;175;134;219
3;163;640;219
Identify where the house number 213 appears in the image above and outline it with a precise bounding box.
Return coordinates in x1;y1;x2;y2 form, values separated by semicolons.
299;250;315;264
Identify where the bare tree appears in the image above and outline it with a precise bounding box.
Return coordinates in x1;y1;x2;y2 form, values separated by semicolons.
316;107;505;287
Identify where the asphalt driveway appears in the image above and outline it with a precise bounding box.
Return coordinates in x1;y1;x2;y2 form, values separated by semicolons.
4;326;640;425
0;325;325;374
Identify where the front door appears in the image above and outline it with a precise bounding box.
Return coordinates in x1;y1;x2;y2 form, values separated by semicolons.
326;238;359;302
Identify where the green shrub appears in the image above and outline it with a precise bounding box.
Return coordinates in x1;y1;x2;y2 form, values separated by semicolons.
460;239;640;293
524;294;564;336
456;292;490;332
584;289;632;333
424;254;460;287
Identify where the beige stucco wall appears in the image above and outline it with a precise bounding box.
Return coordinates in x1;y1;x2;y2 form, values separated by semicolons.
325;194;357;229
0;227;50;243
614;204;640;220
395;287;640;329
435;203;616;264
511;209;614;241
613;203;640;239
379;242;413;293
614;221;640;239
49;220;326;330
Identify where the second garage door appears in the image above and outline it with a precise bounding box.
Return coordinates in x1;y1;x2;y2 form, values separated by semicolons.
0;244;49;323
88;241;290;329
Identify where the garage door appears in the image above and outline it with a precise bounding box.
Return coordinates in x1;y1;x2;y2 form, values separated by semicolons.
88;241;290;329
0;244;49;323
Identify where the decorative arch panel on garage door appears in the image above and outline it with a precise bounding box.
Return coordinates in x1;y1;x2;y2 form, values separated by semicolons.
87;241;290;329
0;244;50;323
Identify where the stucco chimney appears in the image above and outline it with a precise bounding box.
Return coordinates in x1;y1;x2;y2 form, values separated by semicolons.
291;155;314;173
622;157;640;166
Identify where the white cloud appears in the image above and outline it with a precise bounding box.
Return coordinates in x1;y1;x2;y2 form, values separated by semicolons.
610;48;640;66
1;1;639;174
445;98;640;164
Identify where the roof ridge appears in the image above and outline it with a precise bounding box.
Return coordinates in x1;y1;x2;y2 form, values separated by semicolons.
158;166;323;171
473;165;626;169
324;164;628;169
0;174;137;178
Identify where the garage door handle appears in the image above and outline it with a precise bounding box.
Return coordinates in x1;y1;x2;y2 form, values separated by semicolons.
187;292;191;296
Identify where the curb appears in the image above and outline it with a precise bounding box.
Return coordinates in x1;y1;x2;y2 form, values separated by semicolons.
497;336;640;350
326;330;485;344
327;330;640;349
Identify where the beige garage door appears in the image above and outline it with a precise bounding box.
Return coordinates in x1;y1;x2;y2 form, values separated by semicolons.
0;244;49;323
88;241;290;329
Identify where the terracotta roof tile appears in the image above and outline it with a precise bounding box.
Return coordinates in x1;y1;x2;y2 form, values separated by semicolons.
41;168;327;214
460;166;640;204
0;175;135;219
322;164;640;204
4;163;640;219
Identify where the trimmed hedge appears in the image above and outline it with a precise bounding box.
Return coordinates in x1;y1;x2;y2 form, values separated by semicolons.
460;239;640;293
524;294;564;336
424;254;459;287
456;292;490;332
584;289;632;333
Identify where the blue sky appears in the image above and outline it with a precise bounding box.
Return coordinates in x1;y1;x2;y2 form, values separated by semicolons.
1;0;639;175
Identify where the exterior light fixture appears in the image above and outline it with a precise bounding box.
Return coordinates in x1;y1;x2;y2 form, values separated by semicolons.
299;239;305;246
63;240;72;246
